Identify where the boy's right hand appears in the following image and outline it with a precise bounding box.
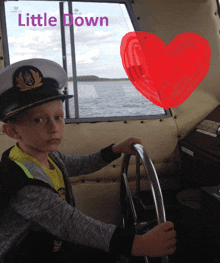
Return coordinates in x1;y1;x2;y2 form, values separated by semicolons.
131;221;176;257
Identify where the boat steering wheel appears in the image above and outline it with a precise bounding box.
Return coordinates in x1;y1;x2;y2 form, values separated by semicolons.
120;143;168;263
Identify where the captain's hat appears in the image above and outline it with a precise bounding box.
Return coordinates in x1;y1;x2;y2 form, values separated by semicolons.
0;58;73;122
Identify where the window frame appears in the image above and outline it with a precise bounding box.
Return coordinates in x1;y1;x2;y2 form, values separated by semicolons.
217;0;220;17
1;0;172;123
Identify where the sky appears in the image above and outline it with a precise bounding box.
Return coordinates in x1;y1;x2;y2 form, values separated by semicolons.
5;1;134;78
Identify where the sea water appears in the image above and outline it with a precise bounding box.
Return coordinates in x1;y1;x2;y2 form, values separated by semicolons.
66;80;165;119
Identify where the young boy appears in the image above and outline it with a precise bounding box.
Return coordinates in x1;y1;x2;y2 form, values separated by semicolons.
0;59;176;263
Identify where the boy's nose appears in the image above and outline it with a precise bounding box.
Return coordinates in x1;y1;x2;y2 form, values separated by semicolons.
48;118;59;132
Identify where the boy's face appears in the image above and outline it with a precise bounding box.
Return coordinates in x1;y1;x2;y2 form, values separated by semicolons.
12;100;65;154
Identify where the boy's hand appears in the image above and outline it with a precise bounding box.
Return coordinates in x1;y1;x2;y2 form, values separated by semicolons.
131;221;176;257
112;137;143;155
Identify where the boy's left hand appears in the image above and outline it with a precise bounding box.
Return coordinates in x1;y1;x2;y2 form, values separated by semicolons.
112;137;143;155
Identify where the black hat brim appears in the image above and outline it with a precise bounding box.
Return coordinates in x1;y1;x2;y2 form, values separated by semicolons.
2;94;73;122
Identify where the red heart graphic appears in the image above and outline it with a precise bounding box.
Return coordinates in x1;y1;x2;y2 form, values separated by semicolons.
120;32;211;109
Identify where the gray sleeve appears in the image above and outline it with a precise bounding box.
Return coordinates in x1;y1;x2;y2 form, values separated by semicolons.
53;150;109;177
11;185;117;252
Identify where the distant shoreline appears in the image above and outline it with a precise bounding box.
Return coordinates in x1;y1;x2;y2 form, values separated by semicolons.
68;75;129;82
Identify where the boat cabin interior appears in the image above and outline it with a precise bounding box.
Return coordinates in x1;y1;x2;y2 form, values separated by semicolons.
1;0;220;262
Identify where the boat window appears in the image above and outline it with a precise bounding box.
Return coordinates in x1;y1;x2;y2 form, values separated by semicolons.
3;0;170;123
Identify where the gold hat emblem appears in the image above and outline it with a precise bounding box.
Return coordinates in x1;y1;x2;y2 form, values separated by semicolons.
16;69;43;91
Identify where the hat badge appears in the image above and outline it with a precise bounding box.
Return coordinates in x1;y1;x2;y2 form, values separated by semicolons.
16;69;43;91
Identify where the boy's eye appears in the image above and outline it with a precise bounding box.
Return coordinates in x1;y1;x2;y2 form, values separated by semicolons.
34;118;42;123
56;116;63;120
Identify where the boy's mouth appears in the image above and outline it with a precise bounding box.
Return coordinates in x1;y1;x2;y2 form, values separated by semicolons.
47;139;60;143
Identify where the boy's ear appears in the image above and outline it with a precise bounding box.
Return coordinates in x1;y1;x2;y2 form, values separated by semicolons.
2;123;21;139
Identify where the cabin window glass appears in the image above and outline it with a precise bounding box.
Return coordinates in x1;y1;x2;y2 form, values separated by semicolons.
4;1;167;122
4;2;63;66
